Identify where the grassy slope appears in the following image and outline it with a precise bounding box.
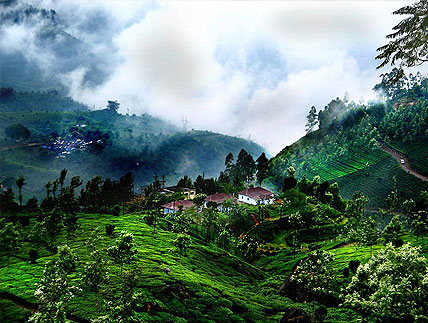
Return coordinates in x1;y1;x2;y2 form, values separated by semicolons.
0;212;292;322
268;132;428;208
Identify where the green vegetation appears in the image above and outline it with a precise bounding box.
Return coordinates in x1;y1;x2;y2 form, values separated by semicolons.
268;74;428;208
0;90;264;201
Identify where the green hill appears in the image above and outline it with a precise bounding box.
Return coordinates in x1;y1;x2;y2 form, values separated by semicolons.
268;77;428;209
0;91;265;201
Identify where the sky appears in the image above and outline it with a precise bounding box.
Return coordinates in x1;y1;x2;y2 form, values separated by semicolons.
0;0;418;154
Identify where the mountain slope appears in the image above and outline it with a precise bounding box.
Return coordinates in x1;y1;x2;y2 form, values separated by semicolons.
268;79;428;208
0;91;265;201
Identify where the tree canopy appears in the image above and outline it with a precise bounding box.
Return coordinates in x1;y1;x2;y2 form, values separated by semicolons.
376;0;428;83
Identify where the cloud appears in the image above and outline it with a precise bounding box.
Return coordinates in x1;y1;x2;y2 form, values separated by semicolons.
1;0;414;154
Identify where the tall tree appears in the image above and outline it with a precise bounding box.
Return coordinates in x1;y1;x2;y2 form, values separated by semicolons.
256;153;269;185
15;176;26;206
305;106;318;133
107;100;120;113
59;169;67;190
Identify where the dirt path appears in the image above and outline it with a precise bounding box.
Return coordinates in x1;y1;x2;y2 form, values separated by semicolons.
378;141;428;182
0;142;42;151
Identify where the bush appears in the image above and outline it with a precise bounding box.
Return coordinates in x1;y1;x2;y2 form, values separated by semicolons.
348;260;360;273
5;123;30;140
342;267;350;277
26;197;38;209
29;249;39;264
113;205;120;217
19;216;30;227
283;177;297;191
314;305;328;323
105;224;115;236
393;238;404;248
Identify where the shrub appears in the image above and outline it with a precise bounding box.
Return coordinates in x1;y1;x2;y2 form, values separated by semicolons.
348;260;360;273
26;197;38;209
105;224;115;236
19;216;30;227
113;205;120;217
29;249;39;264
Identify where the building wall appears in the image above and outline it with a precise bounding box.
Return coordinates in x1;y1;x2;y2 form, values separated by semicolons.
238;194;257;205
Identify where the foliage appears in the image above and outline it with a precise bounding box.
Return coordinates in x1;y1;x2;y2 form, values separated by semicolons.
5;123;30;139
289;250;336;303
173;234;192;255
382;216;403;245
344;244;428;321
28;261;80;323
376;0;428;83
107;231;137;273
0;219;21;255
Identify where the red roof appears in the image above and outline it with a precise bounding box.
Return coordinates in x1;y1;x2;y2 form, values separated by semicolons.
205;193;236;204
162;200;194;211
238;187;274;200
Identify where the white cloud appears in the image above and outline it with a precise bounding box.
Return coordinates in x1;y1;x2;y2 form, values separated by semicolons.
2;0;416;154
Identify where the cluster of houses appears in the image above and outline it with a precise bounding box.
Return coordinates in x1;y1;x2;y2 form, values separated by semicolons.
41;131;94;158
161;186;275;214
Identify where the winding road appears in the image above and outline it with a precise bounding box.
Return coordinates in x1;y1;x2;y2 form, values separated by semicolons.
0;142;42;151
378;141;428;182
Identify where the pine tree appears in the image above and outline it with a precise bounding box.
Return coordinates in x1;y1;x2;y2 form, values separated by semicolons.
305;106;318;134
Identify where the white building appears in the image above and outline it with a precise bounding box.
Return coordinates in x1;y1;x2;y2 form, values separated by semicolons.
238;187;275;205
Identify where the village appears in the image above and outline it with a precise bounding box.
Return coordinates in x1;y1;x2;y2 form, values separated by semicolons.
160;185;275;214
41;126;104;158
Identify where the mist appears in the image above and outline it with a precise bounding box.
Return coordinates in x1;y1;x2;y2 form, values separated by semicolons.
0;0;412;154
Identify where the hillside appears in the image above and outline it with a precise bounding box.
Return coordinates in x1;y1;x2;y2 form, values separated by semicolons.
268;77;428;208
0;91;265;201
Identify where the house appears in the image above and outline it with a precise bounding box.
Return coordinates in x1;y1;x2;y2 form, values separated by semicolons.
204;193;236;212
238;187;275;205
162;200;195;214
158;186;196;200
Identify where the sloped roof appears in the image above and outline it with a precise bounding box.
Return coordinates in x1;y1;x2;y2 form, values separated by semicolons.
162;200;194;211
238;187;274;200
205;193;236;204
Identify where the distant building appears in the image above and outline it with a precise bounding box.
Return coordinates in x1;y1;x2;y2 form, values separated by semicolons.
238;187;274;205
204;193;236;212
162;200;195;214
158;186;196;200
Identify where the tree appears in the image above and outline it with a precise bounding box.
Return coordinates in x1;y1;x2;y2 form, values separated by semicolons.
107;231;137;274
202;206;219;243
289;250;336;311
5;123;30;140
225;152;235;179
29;261;80;323
382;216;403;245
56;245;77;274
0;219;21;255
376;0;428;84
256;153;269;185
305;106;318;134
107;100;120;113
174;234;191;255
344;244;428;322
413;211;427;241
58;169;67;190
287;212;303;259
359;216;380;256
117;172;134;212
177;175;193;188
15;176;26;206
